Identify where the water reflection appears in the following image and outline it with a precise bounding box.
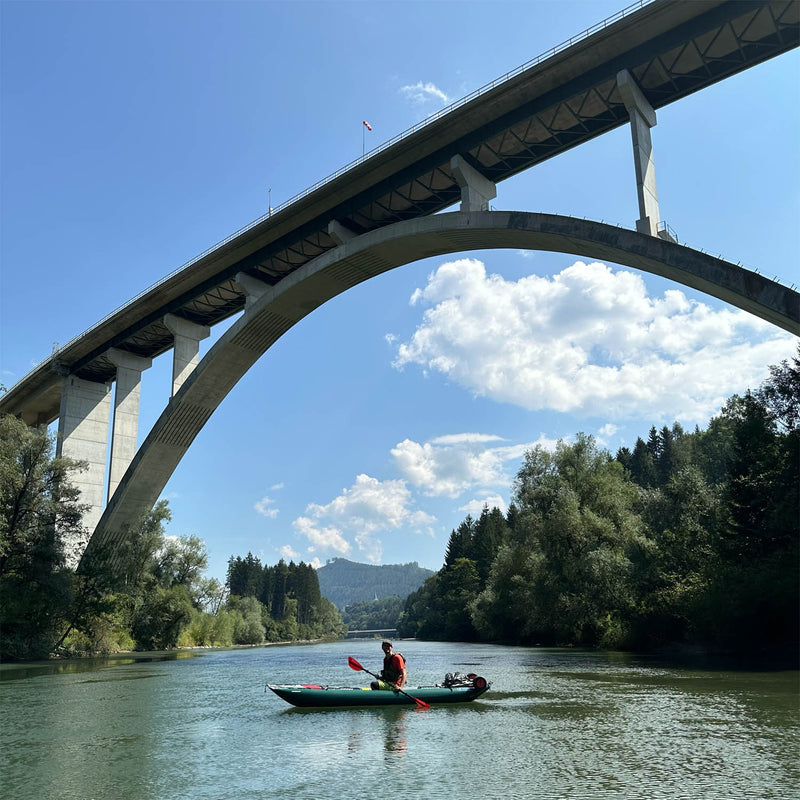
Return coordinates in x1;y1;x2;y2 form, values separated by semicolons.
0;650;199;682
382;708;408;756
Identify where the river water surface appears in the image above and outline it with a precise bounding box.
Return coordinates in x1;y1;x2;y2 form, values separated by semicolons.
1;640;798;799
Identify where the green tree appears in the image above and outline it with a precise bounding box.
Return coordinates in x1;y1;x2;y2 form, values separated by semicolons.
484;435;649;646
0;416;86;659
444;516;475;567
472;506;508;584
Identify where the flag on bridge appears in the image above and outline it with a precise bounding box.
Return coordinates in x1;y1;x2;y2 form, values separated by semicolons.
362;120;372;131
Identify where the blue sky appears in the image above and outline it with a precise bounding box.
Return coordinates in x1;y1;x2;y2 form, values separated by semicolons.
1;1;798;581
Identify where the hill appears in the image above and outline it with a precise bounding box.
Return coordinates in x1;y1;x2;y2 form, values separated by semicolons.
316;558;434;609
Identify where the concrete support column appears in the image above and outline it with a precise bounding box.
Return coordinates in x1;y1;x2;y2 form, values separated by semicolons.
235;271;271;310
450;155;497;212
617;70;660;237
164;313;210;396
106;348;152;500
327;220;357;246
56;375;111;540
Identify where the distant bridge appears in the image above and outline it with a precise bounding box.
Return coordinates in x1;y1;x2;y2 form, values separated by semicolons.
0;0;797;568
346;629;399;640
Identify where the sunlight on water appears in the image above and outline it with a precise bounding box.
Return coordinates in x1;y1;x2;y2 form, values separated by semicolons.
1;641;798;799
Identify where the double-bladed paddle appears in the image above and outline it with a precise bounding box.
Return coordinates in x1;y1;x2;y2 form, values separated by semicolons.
347;655;430;709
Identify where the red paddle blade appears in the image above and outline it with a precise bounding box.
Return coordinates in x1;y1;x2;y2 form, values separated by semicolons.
347;656;364;671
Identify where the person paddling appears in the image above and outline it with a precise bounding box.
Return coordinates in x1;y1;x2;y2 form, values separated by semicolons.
370;640;407;690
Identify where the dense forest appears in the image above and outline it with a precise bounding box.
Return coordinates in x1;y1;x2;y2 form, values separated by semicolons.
341;596;405;631
0;415;345;660
399;350;799;654
316;557;433;609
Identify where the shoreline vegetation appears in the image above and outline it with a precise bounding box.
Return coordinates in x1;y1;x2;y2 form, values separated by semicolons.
397;350;799;656
1;348;798;663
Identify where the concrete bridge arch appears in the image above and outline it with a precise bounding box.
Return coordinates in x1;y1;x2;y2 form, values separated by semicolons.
82;210;800;566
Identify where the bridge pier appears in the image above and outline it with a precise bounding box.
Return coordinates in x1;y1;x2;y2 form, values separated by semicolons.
107;348;151;500
56;375;111;547
451;155;496;212
164;314;210;395
236;271;271;309
326;220;357;246
616;70;674;242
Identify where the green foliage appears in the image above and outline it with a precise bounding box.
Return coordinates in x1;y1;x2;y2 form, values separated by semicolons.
341;595;404;630
0;415;346;658
402;346;800;654
131;584;195;650
223;554;346;645
0;417;86;659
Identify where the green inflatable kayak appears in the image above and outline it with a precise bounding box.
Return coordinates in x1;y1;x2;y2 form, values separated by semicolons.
268;677;490;708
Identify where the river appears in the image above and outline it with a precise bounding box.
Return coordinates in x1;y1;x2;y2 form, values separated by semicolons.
1;640;797;799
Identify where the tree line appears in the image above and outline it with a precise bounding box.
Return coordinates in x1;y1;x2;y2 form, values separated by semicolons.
399;350;799;654
224;553;344;644
0;415;344;660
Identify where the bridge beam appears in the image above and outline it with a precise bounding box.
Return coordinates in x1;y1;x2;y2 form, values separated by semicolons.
451;155;496;212
107;348;152;501
617;69;667;240
164;314;210;396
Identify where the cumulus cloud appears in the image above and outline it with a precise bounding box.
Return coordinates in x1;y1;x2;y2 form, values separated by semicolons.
400;81;449;105
293;516;352;555
254;495;279;519
279;544;300;561
393;258;796;424
391;433;553;498
291;474;436;563
596;423;618;446
459;494;509;516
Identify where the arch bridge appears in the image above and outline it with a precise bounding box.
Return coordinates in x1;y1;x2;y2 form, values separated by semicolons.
0;0;797;567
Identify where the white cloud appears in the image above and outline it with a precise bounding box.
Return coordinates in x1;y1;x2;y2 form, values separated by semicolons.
254;495;279;519
279;544;300;561
293;516;352;555
391;433;550;498
400;81;449;105
596;423;618;446
291;474;436;564
270;482;285;491
459;494;509;516
393;258;796;424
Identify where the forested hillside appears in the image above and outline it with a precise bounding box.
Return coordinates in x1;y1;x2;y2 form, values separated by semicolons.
317;558;434;609
399;349;799;655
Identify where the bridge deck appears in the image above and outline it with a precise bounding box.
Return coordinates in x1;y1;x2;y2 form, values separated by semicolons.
2;0;798;424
